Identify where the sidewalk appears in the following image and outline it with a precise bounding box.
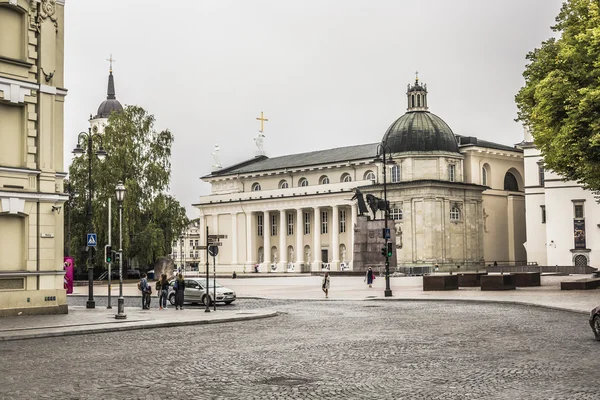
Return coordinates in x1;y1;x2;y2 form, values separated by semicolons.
0;306;277;342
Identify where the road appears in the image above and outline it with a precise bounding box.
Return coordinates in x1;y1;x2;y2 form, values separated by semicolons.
0;300;597;399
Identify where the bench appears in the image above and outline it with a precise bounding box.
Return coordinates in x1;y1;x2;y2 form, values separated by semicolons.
423;275;459;291
512;272;541;287
561;278;600;290
457;272;487;287
481;274;516;291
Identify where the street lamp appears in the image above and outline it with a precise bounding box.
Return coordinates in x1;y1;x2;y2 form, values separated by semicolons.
72;128;108;309
376;142;393;297
179;234;184;274
115;181;127;319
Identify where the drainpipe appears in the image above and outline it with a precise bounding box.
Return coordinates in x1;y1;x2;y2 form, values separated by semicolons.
34;2;42;287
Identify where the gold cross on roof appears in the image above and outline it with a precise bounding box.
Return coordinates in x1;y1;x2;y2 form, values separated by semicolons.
256;111;269;133
415;70;419;82
106;54;116;73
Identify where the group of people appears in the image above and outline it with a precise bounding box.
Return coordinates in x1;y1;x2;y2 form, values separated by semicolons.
321;266;377;298
138;272;186;310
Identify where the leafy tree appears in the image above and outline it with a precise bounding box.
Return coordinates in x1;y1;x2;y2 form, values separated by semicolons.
67;106;189;274
515;0;600;191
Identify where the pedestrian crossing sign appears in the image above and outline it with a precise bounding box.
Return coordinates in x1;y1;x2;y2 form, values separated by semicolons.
87;233;97;247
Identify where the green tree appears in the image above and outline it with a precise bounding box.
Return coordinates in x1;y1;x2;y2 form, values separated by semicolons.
67;106;189;274
516;0;600;191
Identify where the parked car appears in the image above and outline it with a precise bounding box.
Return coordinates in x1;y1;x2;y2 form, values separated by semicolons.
127;269;141;279
590;305;600;340
168;278;236;306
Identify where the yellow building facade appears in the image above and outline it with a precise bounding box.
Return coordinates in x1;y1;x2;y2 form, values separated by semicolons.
0;0;67;316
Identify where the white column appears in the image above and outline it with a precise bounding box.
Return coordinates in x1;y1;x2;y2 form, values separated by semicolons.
231;212;238;266
296;208;303;269
351;203;357;270
331;205;339;270
264;211;271;269
313;206;321;271
279;210;286;271
246;212;254;267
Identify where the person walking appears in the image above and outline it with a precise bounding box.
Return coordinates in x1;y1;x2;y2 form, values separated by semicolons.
174;273;186;310
158;273;169;310
365;266;375;288
138;273;150;310
322;272;330;298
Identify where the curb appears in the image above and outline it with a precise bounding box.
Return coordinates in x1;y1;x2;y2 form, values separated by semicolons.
0;311;279;342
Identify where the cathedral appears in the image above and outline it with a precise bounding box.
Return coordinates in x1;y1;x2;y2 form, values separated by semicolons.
194;77;526;272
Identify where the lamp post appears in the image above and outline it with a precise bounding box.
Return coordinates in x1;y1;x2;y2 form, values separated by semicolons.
179;234;184;274
115;181;127;319
72;128;108;309
376;142;393;297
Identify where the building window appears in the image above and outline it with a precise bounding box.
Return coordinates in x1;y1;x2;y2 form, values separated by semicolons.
189;239;193;247
391;165;401;183
390;208;403;220
341;173;352;182
504;172;519;191
194;240;199;247
339;210;346;233
279;180;289;189
482;167;488;186
195;251;199;258
287;213;294;235
271;214;277;236
320;176;330;185
574;204;584;219
257;215;263;237
173;252;178;258
252;182;261;191
321;211;328;234
189;251;193;258
448;164;456;182
538;164;545;186
304;212;310;235
574;254;588;267
299;178;309;187
364;171;376;181
541;205;546;224
0;7;25;60
450;206;461;221
573;201;586;249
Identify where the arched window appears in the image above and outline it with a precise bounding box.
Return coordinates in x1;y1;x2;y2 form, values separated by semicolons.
341;173;352;183
391;165;401;183
320;176;330;185
503;172;519;192
411;95;415;108
279;180;289;189
390;208;403;220
417;94;421;107
482;167;488;186
252;182;261;191
364;171;376;181
574;254;588;267
299;178;308;187
450;206;461;221
0;6;25;60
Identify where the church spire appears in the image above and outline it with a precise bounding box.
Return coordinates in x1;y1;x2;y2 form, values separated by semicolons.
406;72;428;112
106;54;116;100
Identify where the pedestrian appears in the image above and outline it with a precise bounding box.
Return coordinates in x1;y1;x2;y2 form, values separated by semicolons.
155;277;162;310
138;273;150;310
158;273;169;310
322;272;330;298
365;266;375;288
174;273;186;310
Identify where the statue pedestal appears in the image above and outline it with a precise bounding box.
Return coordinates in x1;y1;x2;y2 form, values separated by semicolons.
352;216;397;273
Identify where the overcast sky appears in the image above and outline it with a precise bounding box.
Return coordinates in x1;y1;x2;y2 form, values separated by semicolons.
63;0;563;217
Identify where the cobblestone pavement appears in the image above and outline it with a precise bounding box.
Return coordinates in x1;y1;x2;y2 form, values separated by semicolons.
1;300;598;400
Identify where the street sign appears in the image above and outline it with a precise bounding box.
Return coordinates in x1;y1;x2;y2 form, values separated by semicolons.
87;233;97;247
383;228;390;239
208;241;222;246
208;245;219;257
208;234;227;239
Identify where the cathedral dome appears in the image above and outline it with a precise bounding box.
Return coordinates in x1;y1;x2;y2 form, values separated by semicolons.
94;68;123;119
381;77;459;154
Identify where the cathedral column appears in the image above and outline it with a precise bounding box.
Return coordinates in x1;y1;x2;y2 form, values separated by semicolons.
263;211;271;269
351;203;357;269
245;212;254;268
279;210;287;271
313;207;321;271
331;205;340;271
231;212;238;266
296;208;304;269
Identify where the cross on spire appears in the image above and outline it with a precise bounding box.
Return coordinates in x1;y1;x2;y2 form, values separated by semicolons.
415;70;419;83
106;54;116;73
256;111;269;133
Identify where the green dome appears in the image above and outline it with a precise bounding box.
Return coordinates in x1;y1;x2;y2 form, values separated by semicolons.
382;111;459;153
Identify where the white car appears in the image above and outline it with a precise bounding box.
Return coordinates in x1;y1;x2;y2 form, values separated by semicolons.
168;278;236;306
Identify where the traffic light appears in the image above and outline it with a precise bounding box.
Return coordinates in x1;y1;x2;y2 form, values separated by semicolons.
387;242;393;258
105;245;112;263
114;251;121;263
381;247;387;257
